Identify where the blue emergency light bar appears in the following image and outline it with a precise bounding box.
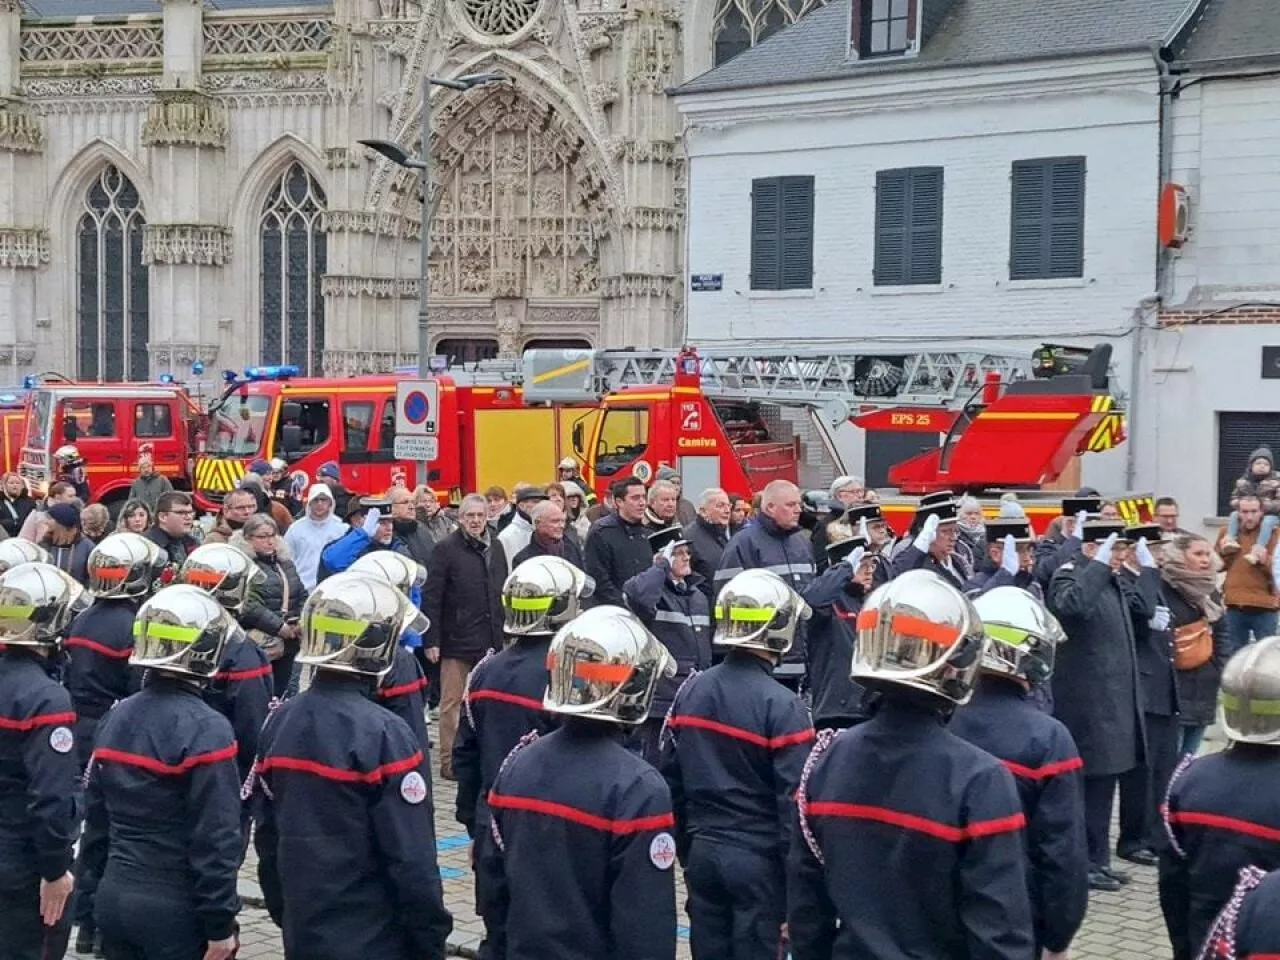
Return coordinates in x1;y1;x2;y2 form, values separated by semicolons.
158;373;176;384
243;365;301;381
22;375;38;389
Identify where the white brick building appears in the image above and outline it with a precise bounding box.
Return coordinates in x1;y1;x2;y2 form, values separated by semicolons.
673;0;1197;497
1137;0;1280;526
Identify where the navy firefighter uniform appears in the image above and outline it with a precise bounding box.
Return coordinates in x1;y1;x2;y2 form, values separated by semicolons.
787;570;1035;960
801;542;871;730
488;603;678;960
78;586;245;960
453;554;589;960
1226;868;1280;959
660;651;813;960
375;645;431;752
0;562;84;960
1158;633;1280;960
253;571;453;960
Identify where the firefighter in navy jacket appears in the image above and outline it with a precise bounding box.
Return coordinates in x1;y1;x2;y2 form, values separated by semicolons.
488;604;678;960
0;563;83;960
949;586;1088;957
350;551;435;752
1159;636;1280;960
454;555;589;960
788;569;1035;960
623;527;711;762
253;572;453;960
175;545;274;790
884;494;972;590
64;532;165;952
78;584;244;960
64;534;163;771
963;521;1043;600
660;568;813;960
802;519;874;730
1201;867;1280;960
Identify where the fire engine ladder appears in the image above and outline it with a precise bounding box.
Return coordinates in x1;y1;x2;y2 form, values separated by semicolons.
519;345;1033;423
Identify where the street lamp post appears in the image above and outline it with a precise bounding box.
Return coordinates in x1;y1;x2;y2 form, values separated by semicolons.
359;71;506;488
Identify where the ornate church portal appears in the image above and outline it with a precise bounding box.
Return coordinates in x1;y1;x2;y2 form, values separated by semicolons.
0;0;826;379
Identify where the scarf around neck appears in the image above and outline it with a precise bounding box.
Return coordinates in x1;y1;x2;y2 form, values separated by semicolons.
1161;547;1224;622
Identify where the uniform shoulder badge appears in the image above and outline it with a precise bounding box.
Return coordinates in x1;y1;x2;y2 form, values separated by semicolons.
649;831;676;870
49;726;74;754
400;770;428;805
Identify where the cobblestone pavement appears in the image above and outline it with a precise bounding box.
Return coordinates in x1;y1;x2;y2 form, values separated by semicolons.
73;725;1211;960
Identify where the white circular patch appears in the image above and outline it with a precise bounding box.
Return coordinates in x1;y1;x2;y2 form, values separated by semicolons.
632;461;653;483
400;771;428;805
48;726;74;754
649;831;676;870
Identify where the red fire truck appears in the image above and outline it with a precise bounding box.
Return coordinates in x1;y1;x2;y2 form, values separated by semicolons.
192;343;1141;532
18;381;200;508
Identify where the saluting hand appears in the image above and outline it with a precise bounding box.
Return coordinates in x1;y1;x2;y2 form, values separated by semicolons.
1000;534;1019;576
1134;536;1159;569
913;513;940;552
1093;532;1119;567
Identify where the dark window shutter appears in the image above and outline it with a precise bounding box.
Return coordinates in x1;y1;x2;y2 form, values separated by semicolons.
780;175;814;289
1217;413;1280;515
1010;157;1084;279
875;167;942;286
874;171;907;285
907;167;942;284
750;178;782;290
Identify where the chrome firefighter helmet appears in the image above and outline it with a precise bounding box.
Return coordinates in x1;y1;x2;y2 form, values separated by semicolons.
298;572;429;679
349;551;427;595
1220;635;1280;745
502;555;594;636
544;605;675;726
176;543;265;615
972;586;1064;687
713;569;812;656
0;539;48;574
853;569;986;706
87;532;166;601
0;562;86;650
54;444;83;468
131;584;238;681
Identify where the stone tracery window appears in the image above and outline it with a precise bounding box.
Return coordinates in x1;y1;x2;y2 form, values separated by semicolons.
260;163;327;375
77;165;149;382
712;0;828;66
461;0;540;36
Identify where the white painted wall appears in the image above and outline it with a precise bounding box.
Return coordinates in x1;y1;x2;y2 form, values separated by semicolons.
1168;76;1280;303
677;54;1159;494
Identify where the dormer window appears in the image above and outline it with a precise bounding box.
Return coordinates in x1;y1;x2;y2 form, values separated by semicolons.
850;0;919;60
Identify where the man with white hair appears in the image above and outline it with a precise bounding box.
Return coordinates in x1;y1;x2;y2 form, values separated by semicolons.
511;500;583;568
715;480;815;665
683;487;731;604
655;466;696;525
644;480;681;532
811;475;873;570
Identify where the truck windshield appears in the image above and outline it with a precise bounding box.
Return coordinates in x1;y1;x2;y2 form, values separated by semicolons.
594;407;649;477
207;394;271;457
28;390;52;449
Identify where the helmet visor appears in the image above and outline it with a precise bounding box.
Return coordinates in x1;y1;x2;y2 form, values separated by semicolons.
132;619;223;677
985;621;1056;685
503;592;555;634
0;603;38;645
712;603;776;645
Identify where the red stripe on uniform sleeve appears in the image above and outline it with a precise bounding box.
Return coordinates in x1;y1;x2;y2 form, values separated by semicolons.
467;689;544;712
258;750;423;784
65;636;134;660
215;664;273;682
0;710;78;732
806;802;1026;843
667;714;815;750
1170;811;1280;843
92;743;238;775
378;676;429;699
1001;756;1084;781
487;791;675;835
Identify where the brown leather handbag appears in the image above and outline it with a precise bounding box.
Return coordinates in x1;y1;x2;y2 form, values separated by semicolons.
1174;619;1212;671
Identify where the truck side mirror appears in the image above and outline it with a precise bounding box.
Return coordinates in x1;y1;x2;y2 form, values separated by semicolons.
280;424;303;457
572;421;584;455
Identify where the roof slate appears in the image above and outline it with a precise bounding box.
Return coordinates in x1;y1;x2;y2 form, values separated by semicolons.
1173;0;1280;64
676;0;1198;96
